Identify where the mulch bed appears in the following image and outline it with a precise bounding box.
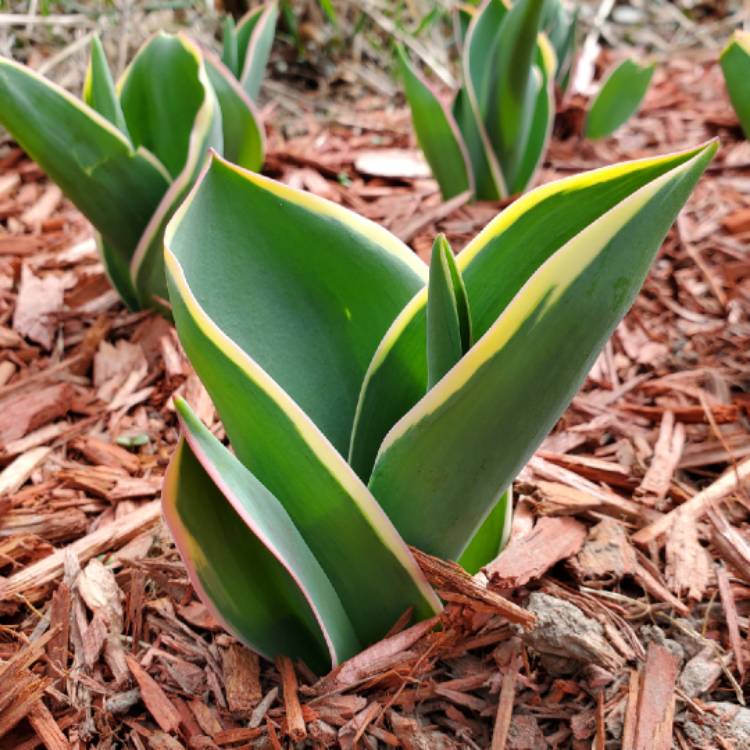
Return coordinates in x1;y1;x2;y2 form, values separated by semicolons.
0;50;749;750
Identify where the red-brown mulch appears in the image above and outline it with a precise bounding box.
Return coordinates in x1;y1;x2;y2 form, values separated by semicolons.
0;52;749;749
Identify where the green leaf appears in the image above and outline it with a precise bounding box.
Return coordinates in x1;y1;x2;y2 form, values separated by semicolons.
396;45;472;200
458;488;511;574
118;33;211;178
235;5;265;73
720;31;750;140
457;0;507;199
351;146;710;483
83;35;128;136
221;15;239;76
585;58;655;140
427;235;470;389
486;0;548;191
464;0;507;121
453;4;475;54
167;153;425;454
318;0;338;25
204;50;265;171
368;142;716;560
462;0;553;193
543;0;578;91
0;56;170;306
165;154;440;645
348;296;427;480
164;399;360;672
237;1;279;101
100;238;140;310
128;42;223;311
452;87;504;200
512;36;556;195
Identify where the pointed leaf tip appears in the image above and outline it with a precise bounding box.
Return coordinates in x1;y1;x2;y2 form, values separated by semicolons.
427;235;471;389
585;58;655;140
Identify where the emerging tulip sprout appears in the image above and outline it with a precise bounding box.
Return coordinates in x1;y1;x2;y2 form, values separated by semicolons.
162;141;715;671
0;2;277;313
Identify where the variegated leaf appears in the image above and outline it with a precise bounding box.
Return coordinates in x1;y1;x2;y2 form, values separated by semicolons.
165;154;440;645
368;142;715;560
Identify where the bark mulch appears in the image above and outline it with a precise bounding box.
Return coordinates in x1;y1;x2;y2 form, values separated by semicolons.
0;52;749;749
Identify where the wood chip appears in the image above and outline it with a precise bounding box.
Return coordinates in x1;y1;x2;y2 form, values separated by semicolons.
0;383;73;448
634;456;750;545
27;700;70;750
721;206;750;234
635;411;685;507
0;501;161;601
633;644;678;750
71;435;141;474
12;265;65;349
411;547;535;628
126;655;181;734
276;656;306;743
20;184;62;228
715;564;744;677
665;510;712;600
709;507;750;580
222;644;261;714
572;519;637;580
0;446;51;496
490;644;518;750
485;516;587;588
321;617;438;692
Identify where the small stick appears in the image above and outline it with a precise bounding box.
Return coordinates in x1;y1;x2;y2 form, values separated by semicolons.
716;564;744;678
490;646;518;750
276;656;306;743
633;644;678;750
633;456;750;545
0;13;92;26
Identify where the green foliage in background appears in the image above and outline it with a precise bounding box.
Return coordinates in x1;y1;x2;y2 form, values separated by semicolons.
542;0;578;92
0;7;276;314
585;57;654;140
398;0;555;201
720;30;750;140
163;141;715;671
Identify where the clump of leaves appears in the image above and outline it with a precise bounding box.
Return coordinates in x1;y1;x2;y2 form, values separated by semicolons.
398;0;555;201
0;11;276;314
163;141;715;671
585;57;655;140
720;30;750;140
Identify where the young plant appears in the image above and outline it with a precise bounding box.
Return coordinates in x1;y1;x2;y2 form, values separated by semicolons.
0;20;275;313
162;141;715;671
398;0;556;201
720;30;750;140
585;58;655;140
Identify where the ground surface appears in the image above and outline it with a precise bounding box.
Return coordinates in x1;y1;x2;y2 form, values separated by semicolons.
0;25;749;750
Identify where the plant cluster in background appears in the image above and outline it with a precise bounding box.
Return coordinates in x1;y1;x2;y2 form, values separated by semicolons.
399;0;657;202
0;2;277;314
398;0;555;201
